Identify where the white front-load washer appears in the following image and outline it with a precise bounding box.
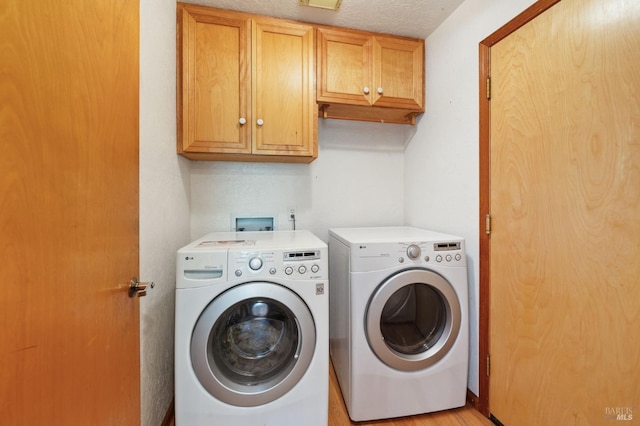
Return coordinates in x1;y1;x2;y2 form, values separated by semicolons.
329;226;469;421
175;230;328;426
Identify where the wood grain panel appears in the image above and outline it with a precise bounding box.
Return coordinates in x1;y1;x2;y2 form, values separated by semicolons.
488;0;640;423
252;19;316;157
0;0;140;424
478;0;561;416
317;27;372;105
177;4;251;154
194;23;242;143
373;36;424;110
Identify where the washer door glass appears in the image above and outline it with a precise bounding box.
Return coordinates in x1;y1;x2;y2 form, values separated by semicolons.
366;268;461;371
191;282;316;407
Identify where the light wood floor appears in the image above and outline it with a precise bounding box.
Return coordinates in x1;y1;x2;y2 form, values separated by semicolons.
328;362;494;426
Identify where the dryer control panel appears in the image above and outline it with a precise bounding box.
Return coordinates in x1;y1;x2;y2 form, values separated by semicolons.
398;240;466;267
351;240;466;272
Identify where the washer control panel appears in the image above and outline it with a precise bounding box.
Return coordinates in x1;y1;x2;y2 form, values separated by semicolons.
229;249;326;280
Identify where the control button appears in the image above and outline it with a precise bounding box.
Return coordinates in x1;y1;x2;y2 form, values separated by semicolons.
284;266;294;275
235;270;243;277
424;256;430;262
446;254;452;262
436;255;443;263
249;257;263;271
298;265;307;274
455;254;462;261
398;257;405;263
269;268;277;275
407;244;421;260
311;264;319;273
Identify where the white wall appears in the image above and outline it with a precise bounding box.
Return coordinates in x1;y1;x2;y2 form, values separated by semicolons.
140;1;191;425
404;0;536;395
190;119;413;241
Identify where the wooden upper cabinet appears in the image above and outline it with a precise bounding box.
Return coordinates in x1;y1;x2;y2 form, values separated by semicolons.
177;5;250;156
177;4;317;163
251;18;317;159
317;27;425;124
373;35;424;110
317;28;373;106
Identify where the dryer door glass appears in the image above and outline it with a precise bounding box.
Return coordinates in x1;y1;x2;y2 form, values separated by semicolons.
191;282;316;407
366;268;461;371
380;284;446;355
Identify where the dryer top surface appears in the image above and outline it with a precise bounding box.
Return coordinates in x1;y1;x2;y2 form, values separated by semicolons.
329;226;463;245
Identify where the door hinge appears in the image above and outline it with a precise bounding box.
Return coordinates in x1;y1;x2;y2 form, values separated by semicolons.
486;77;491;99
485;213;491;235
486;353;491;376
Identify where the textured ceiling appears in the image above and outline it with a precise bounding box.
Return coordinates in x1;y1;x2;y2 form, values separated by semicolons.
179;0;465;40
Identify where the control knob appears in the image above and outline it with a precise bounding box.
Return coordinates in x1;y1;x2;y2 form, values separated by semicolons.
407;244;421;260
249;257;263;271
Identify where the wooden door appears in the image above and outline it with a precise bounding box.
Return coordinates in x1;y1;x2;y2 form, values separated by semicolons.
177;4;251;156
316;27;373;106
372;35;424;110
252;18;317;159
0;1;141;424
484;0;640;423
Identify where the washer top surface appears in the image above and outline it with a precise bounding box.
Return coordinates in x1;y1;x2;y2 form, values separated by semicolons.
179;230;325;253
329;226;463;244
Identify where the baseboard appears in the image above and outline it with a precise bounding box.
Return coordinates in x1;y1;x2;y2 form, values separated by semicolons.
161;398;175;426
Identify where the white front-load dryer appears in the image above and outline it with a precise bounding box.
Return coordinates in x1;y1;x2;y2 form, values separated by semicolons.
175;231;328;426
329;226;469;421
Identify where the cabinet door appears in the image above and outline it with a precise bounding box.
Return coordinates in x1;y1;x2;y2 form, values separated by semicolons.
178;6;251;154
317;27;372;106
252;19;317;158
372;35;424;110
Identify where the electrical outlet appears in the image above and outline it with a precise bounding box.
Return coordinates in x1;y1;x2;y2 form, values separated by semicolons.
288;207;296;220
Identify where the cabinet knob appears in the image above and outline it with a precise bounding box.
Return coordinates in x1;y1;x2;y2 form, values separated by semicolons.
363;86;370;94
256;118;264;126
239;117;247;125
377;87;383;94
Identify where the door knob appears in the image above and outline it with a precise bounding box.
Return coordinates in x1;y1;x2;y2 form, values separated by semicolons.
129;276;154;298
